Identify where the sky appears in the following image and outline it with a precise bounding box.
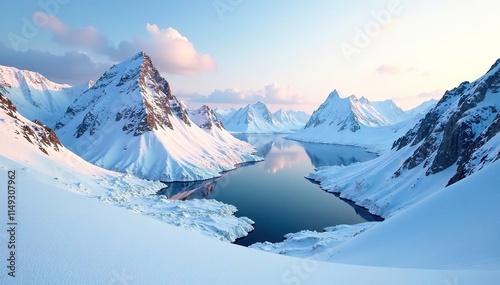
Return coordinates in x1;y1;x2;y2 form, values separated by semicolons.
0;0;499;113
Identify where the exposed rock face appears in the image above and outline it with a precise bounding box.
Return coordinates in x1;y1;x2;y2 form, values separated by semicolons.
0;93;62;155
393;59;500;185
56;52;191;138
0;92;18;119
188;105;224;131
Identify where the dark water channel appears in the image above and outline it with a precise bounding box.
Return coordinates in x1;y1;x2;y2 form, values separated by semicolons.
158;134;382;246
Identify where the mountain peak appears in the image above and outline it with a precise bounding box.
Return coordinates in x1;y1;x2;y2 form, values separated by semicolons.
53;54;258;181
56;51;191;137
486;58;500;74
252;101;266;108
188;105;224;131
327;89;341;100
392;57;500;186
130;51;151;63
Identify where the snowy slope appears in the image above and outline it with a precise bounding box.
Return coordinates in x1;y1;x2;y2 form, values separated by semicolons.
272;109;310;130
2;161;495;284
0;64;92;127
405;98;438;117
303;58;500;218
371;99;408;124
54;52;260;181
0;92;254;242
371;99;438;124
253;161;500;270
288;90;423;152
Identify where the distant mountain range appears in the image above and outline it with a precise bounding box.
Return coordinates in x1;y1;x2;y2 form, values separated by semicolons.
215;102;310;133
288;90;437;152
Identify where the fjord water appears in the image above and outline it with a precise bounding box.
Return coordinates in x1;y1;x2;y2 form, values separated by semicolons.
159;134;381;246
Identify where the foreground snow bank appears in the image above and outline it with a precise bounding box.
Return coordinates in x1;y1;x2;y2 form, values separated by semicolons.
95;174;254;242
253;161;500;270
0;104;254;242
0;163;497;284
250;222;376;258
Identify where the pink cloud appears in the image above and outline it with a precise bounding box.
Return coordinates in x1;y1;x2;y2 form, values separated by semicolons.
139;24;216;75
35;11;110;50
35;12;215;75
416;89;443;99
376;64;402;75
177;83;305;105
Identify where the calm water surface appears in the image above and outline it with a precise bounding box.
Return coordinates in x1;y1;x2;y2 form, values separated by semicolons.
159;134;382;246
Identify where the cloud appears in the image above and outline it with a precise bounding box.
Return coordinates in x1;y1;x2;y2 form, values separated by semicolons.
35;11;111;51
375;65;421;75
416;89;443;98
36;12;215;75
376;64;403;75
390;89;444;110
177;83;305;105
136;24;216;75
261;83;305;104
0;43;106;85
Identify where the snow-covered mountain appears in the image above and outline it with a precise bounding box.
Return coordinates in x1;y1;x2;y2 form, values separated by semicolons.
0;65;92;127
188;104;224;131
220;102;285;133
272;109;310;130
214;107;237;122
371;98;437;124
285;110;311;124
298;90;392;130
405;98;438;117
371;99;409;124
0;92;63;155
0;91;255;242
186;104;256;146
392;59;500;186
54;52;260;181
216;102;309;133
306;57;500;217
288;90;425;152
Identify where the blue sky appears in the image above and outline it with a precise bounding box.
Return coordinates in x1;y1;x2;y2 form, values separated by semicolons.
1;0;499;112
